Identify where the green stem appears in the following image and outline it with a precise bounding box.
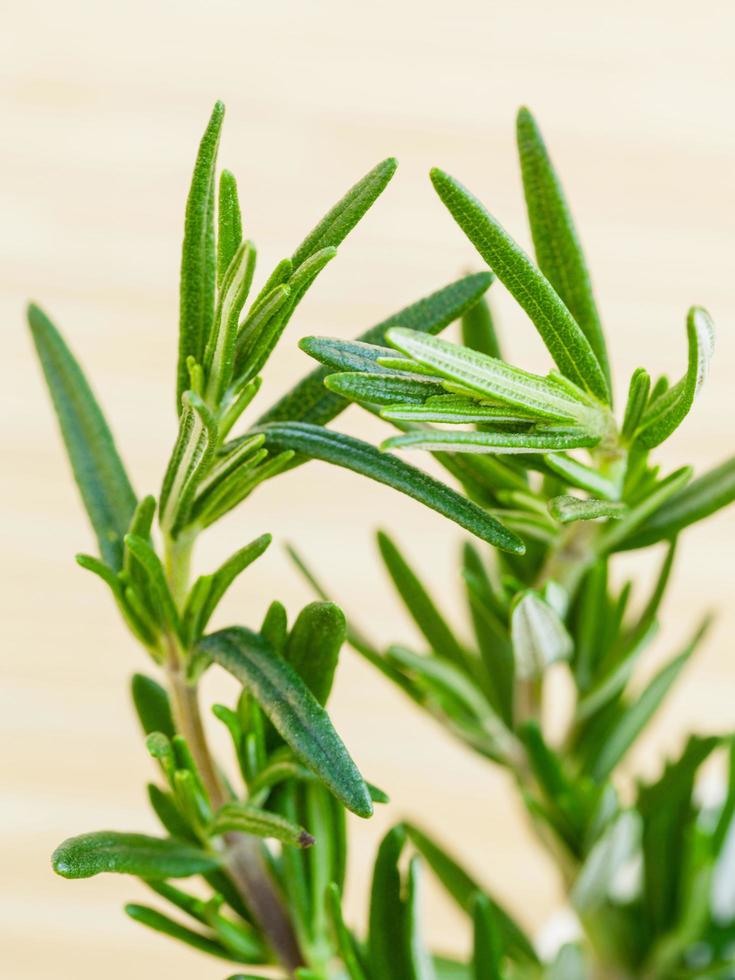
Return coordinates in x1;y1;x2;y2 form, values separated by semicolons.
163;536;304;975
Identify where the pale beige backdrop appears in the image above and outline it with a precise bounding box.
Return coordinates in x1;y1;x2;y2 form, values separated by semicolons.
3;1;735;977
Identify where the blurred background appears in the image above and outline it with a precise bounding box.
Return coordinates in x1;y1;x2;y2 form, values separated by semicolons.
3;1;735;976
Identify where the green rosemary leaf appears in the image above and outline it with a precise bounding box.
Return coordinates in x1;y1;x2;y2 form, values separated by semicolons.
326;883;369;980
638;735;721;938
125;904;236;961
510;590;572;680
256;272;493;427
147;784;196;842
233;283;293;381
210;801;314;848
131;674;175;738
621;368;652;442
637;307;715;449
404;824;538;963
383;427;600;455
76;553;156;647
462;294;501;360
325;372;446;407
385;329;594;422
205;239;257;402
217;169;243;288
516;107;610;392
405;857;438;980
177;101;224;408
548;495;627;524
300;335;397;374
52;831;219;879
369;824;411;980
471;892;504;980
429;168;610;403
159;391;218;535
291;157;397;270
588;620;710;781
184;533;272;641
381;395;541;425
285;602;345;707
543;453;618;500
257;423;524;553
199;627;373;818
378;531;469;671
124;534;181;636
618;456;735;550
601;466;693;553
28;304;137;569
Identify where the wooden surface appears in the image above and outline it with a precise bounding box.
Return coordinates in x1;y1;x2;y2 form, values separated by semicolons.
3;1;735;975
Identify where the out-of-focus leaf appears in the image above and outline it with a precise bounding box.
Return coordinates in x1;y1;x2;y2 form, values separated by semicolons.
430;167;610;402
369;824;411;980
28;304;137;569
199;627;373;818
548;495;627;524
406;857;438;980
462;294;501;360
125;903;237;961
472;892;504;980
131;674;176;738
510;590;572;680
326;883;369;980
600;466;692;553
617;457;735;550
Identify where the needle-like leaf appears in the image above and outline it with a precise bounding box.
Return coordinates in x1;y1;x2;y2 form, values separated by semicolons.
217;169;243;288
199;627;373;818
256;422;525;554
516;107;610;391
28;304;137;569
210;802;314;848
177;101;224;407
52;831;220;879
430;168;610;402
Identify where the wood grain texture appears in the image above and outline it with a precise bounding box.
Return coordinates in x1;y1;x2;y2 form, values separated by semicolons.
2;1;735;975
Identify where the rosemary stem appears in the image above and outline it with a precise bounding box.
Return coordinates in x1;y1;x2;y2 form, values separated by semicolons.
163;538;304;974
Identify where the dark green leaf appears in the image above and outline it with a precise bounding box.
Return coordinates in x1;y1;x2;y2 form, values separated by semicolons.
210;801;314;848
125;903;235;961
285;601;345;706
199;627;373;818
430;168;609;403
52;831;220;879
131;674;176;738
177;101;224;407
472;892;504;980
516;107;610;391
369;824;410;980
405;857;438;980
28;304;136;569
326;883;369;980
621;368;651;442
291;157;397;270
255;423;524;554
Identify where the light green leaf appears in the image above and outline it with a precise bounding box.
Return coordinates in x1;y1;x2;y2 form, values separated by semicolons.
618;456;735;550
256;422;524;553
381;394;541;424
210;801;314;848
600;466;692;553
291;157;397;270
543;453;618;500
325;371;446;407
256;272;493;427
472;892;504;980
28;304;137;570
621;368;651;442
177;101;224;407
383;427;600;455
516;107;610;391
406;857;438;980
217;169;243;288
199;627;373;818
637;307;715;449
588;621;709;781
368;825;410;980
462;294;501;360
159;391;218;535
385;329;595;423
548;495;627;524
430;168;610;402
204;239;257;402
125;903;241;962
131;673;176;738
52;831;220;879
326;883;369;980
510;590;572;680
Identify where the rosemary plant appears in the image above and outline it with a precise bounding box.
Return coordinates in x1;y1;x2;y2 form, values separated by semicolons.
30;103;518;978
294;109;735;978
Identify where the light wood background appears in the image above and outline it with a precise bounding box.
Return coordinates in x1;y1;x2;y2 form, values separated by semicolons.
3;1;735;976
